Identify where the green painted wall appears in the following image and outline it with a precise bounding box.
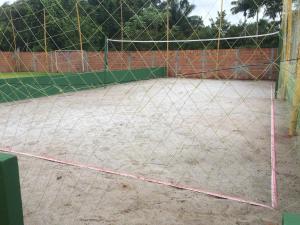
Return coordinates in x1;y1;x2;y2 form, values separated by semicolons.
0;153;24;225
283;213;300;225
0;67;166;103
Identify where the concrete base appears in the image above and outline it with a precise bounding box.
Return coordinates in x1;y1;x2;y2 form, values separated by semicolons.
283;213;300;225
0;153;24;225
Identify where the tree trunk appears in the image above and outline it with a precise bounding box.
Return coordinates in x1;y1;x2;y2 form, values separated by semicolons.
244;15;247;36
256;9;259;35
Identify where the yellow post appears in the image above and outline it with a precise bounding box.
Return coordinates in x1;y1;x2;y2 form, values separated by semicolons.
10;9;18;72
289;44;300;136
281;0;293;99
10;9;16;52
166;0;170;77
43;8;48;72
216;0;224;79
120;0;124;52
76;1;85;72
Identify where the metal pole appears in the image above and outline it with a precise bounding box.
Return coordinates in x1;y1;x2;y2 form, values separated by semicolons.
289;44;300;136
44;8;48;72
76;1;85;72
104;37;108;71
166;0;170;77
216;0;224;79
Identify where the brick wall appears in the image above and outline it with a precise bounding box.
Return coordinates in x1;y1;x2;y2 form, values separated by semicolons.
0;48;277;80
0;52;15;72
167;48;277;80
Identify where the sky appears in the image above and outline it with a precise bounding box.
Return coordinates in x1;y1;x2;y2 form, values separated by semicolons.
190;0;263;25
191;0;242;24
0;0;261;25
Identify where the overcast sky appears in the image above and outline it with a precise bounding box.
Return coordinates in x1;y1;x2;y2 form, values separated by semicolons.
0;0;260;25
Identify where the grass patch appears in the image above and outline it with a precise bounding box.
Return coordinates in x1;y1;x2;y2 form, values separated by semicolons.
0;72;64;79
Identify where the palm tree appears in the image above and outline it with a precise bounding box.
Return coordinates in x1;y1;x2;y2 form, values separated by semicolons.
231;0;252;36
231;0;251;24
231;0;263;35
162;0;195;27
264;0;283;22
247;0;264;35
160;0;196;38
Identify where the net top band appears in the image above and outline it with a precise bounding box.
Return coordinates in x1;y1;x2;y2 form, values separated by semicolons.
108;31;279;43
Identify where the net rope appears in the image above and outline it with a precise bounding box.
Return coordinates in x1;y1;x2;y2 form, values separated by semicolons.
108;31;279;43
0;0;299;224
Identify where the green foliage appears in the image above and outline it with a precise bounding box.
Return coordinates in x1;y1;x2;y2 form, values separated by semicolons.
124;5;167;40
0;0;281;52
231;0;283;21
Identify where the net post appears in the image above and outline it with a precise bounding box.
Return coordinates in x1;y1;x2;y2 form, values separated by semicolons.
32;53;36;71
288;44;300;136
175;50;179;76
104;37;108;71
44;8;49;72
76;1;85;73
67;52;71;72
201;50;207;79
281;0;293;99
166;0;170;77
10;9;16;53
128;51;132;70
55;50;58;72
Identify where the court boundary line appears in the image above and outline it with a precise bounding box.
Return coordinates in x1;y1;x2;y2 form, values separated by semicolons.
0;147;273;210
271;83;278;208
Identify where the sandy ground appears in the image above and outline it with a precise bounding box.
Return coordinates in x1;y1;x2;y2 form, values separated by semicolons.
0;78;299;225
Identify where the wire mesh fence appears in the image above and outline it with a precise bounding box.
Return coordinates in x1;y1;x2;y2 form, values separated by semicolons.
0;0;299;224
277;0;300;135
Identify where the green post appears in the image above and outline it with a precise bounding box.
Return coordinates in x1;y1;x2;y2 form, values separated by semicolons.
0;153;24;225
283;213;300;225
104;37;108;71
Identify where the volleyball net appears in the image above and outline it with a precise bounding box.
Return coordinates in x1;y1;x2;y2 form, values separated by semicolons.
106;32;279;80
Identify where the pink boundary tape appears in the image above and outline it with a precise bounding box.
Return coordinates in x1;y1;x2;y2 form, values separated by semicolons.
270;84;278;209
0;147;273;210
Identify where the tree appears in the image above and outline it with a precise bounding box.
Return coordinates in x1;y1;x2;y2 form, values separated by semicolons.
0;0;280;51
231;0;283;23
231;0;252;24
124;4;167;49
264;0;283;22
210;11;231;36
210;11;231;49
159;0;199;38
231;0;264;35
